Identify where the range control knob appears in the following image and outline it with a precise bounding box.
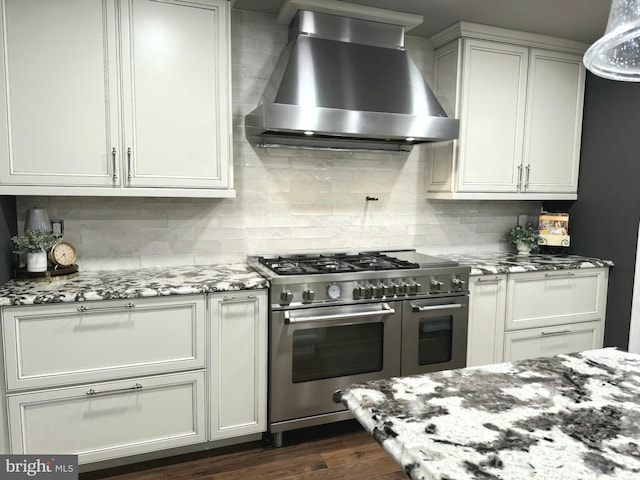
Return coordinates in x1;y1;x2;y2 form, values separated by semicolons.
280;289;293;305
395;282;407;295
353;285;366;300
430;280;444;292
302;288;315;303
408;282;422;295
452;277;467;290
364;284;374;299
382;284;393;297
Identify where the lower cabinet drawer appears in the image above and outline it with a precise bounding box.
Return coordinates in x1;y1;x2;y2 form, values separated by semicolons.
2;296;205;391
505;269;607;331
7;371;206;464
503;321;603;362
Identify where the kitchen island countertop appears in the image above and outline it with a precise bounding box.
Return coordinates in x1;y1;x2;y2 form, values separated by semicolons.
0;264;269;306
437;252;614;276
339;348;640;480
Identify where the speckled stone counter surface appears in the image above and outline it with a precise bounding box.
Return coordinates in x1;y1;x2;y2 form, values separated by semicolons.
0;264;269;306
340;348;640;480
439;252;614;276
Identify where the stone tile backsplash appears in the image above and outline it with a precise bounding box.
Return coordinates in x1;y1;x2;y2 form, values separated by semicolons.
16;10;541;271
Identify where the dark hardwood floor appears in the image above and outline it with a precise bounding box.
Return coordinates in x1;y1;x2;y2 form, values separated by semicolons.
80;421;406;480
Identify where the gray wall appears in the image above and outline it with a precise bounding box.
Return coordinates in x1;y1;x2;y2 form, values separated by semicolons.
568;72;640;350
0;196;17;284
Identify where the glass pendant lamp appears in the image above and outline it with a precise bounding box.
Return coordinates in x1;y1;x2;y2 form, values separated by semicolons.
584;0;640;81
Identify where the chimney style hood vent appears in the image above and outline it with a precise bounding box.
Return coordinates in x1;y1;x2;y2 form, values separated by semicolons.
245;1;459;152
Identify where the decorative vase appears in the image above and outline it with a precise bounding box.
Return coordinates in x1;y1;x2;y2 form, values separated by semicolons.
516;241;531;256
26;252;47;272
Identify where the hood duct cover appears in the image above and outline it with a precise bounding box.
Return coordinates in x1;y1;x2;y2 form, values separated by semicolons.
245;9;459;152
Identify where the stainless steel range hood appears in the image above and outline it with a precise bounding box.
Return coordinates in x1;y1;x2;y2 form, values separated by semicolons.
245;5;459;152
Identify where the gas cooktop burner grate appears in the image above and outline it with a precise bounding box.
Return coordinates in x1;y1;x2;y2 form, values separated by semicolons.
258;253;420;275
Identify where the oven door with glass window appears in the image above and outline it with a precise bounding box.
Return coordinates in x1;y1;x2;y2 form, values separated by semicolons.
269;301;401;426
401;296;469;376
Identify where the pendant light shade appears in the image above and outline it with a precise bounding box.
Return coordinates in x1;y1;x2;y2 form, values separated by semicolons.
584;0;640;81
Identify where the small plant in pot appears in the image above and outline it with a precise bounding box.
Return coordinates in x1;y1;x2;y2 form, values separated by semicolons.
12;230;58;272
506;223;540;256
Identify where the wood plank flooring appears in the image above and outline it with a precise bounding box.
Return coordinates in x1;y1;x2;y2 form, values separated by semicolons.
80;421;406;480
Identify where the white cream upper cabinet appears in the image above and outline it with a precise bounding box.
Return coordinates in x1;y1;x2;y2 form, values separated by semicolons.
522;49;585;193
457;39;528;193
119;0;231;189
427;23;587;201
0;0;119;187
0;0;233;197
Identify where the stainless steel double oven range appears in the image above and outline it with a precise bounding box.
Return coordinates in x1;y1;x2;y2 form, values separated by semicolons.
249;249;470;447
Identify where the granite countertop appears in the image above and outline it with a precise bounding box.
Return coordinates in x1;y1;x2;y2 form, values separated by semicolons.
339;348;640;480
0;264;269;306
440;252;614;276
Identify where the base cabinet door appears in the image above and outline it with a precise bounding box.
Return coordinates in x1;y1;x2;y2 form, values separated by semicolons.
208;291;267;440
7;371;206;464
503;321;603;362
467;275;507;367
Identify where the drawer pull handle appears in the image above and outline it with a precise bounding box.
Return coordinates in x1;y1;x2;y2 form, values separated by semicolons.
544;272;576;278
412;303;464;313
475;277;501;283
86;382;143;397
77;302;135;313
540;329;572;337
222;295;258;303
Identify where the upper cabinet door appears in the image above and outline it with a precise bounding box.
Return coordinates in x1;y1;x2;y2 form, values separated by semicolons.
119;0;231;189
457;39;529;193
523;49;585;193
0;0;120;187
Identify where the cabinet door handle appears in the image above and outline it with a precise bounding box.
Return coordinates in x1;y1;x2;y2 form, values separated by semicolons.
111;147;117;182
540;329;571;337
524;164;530;190
222;295;258;303
77;302;135;313
86;382;143;397
544;272;576;278
127;147;132;182
517;165;522;190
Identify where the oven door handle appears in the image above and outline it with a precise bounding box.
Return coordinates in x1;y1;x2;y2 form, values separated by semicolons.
284;303;395;324
411;303;464;312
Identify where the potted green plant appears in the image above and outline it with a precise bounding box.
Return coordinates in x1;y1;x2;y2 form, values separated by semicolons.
506;223;540;256
11;230;58;272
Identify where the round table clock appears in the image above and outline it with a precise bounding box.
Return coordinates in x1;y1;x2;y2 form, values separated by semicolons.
49;240;77;267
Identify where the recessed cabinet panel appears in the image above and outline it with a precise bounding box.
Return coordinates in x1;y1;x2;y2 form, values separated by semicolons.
2;296;206;390
458;40;528;192
505;269;607;331
523;49;584;193
467;275;506;367
209;291;267;440
503;321;602;362
0;0;118;186
122;0;230;188
7;371;206;463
